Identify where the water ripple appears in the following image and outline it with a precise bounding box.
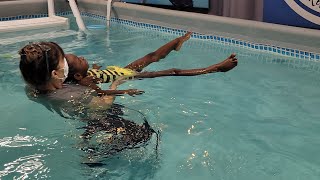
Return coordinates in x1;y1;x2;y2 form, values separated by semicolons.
0;154;49;179
0;135;48;148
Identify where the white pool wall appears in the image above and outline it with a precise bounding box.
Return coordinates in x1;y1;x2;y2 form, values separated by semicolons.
0;0;70;17
77;0;320;54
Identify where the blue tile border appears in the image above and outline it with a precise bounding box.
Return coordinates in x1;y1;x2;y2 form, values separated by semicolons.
80;12;106;20
0;11;73;21
0;13;48;21
113;19;320;61
107;17;320;61
1;11;319;61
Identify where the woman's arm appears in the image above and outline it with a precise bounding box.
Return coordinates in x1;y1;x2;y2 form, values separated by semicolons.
96;89;144;96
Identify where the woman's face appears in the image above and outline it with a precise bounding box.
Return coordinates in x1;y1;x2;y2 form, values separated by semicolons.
51;56;68;89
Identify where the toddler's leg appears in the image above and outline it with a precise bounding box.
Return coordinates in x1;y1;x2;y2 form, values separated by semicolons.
125;32;192;72
134;54;238;78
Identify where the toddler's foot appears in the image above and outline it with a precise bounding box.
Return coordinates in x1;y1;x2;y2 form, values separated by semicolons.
175;32;192;51
216;53;238;72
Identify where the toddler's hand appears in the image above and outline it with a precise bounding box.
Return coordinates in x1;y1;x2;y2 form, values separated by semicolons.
79;76;102;86
126;89;145;96
92;64;102;70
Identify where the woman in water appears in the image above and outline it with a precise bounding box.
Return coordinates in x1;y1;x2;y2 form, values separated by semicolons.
18;32;237;161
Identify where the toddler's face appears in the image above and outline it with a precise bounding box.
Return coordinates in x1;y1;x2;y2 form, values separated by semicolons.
65;54;89;77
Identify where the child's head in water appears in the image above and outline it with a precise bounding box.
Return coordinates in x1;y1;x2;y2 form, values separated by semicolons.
65;54;89;82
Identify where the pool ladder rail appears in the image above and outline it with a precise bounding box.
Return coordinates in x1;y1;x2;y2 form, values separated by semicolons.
107;0;113;27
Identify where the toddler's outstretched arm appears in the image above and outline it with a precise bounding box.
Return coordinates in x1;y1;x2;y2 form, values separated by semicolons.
79;76;144;96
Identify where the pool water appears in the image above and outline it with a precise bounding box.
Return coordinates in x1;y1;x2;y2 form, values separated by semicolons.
1;16;320;179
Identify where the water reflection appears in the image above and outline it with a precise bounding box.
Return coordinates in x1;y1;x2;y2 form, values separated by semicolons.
81;148;161;180
74;106;162;179
177;150;215;175
0;135;48;148
0;154;49;179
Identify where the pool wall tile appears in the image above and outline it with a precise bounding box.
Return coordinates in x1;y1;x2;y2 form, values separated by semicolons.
108;17;320;61
1;11;319;61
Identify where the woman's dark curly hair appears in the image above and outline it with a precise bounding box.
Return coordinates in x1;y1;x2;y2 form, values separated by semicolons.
19;42;65;87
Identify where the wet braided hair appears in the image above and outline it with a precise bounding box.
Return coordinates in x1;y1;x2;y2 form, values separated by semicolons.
19;42;65;87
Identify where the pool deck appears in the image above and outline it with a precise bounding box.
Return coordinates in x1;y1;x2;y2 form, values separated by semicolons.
0;16;69;33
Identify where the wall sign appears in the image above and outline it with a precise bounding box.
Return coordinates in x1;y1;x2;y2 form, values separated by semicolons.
263;0;320;29
284;0;320;25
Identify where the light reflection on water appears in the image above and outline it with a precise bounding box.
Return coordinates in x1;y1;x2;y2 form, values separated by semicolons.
0;154;49;179
0;135;51;179
0;135;48;148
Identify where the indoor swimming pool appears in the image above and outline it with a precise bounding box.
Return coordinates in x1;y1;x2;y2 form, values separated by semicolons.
0;14;320;179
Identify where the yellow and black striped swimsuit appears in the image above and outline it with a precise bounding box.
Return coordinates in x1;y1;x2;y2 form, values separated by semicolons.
87;66;137;83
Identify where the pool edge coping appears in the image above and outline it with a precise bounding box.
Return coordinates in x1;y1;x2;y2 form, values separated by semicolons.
0;11;319;61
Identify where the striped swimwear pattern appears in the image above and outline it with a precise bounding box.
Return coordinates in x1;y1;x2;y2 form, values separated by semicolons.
87;66;137;83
